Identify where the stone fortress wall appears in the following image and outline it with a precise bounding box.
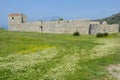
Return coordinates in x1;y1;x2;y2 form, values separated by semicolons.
8;13;120;34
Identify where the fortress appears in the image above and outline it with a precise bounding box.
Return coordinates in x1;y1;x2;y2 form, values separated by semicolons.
8;13;120;34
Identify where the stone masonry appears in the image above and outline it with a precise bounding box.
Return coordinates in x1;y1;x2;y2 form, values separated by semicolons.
8;13;120;34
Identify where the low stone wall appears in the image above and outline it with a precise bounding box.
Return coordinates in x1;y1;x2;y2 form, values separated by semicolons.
90;24;119;34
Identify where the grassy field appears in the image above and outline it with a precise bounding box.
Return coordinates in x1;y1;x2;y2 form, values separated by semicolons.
0;29;120;80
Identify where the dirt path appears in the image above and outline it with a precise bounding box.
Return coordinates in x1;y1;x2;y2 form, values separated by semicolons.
107;64;120;80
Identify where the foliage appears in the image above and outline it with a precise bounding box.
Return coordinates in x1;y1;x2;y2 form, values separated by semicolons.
0;27;6;31
96;12;120;24
96;33;104;38
73;31;80;36
103;32;109;36
59;18;63;21
96;33;109;38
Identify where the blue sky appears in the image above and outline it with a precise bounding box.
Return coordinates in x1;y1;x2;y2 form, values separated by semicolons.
0;0;120;29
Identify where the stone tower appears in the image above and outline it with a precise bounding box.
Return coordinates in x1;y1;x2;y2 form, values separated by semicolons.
8;13;27;31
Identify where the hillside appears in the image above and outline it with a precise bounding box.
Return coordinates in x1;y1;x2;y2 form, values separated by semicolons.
96;12;120;24
0;27;6;31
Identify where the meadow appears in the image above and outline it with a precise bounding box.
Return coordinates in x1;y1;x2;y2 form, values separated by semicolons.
0;29;120;80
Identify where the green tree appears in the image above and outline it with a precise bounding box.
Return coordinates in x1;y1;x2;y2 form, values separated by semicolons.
59;18;63;21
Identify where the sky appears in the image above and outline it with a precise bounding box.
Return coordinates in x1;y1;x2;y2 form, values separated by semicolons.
0;0;120;29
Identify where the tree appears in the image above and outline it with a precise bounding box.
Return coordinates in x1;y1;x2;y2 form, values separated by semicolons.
59;18;63;21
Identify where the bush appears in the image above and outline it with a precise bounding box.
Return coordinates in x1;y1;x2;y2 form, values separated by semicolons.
96;33;109;38
59;18;63;21
96;33;104;38
73;31;80;36
103;32;108;36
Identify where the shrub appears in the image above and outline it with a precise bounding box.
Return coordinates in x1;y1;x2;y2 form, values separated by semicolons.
96;33;104;38
59;18;63;21
73;31;80;36
103;32;108;36
96;32;109;38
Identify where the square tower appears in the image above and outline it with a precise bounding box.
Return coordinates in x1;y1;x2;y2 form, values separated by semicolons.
8;13;27;31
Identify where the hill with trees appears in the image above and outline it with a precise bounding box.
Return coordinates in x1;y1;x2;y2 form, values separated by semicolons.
96;12;120;24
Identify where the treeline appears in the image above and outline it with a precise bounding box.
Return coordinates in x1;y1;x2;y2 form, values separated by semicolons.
96;12;120;24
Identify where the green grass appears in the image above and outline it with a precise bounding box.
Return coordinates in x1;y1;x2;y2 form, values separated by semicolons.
0;29;120;80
